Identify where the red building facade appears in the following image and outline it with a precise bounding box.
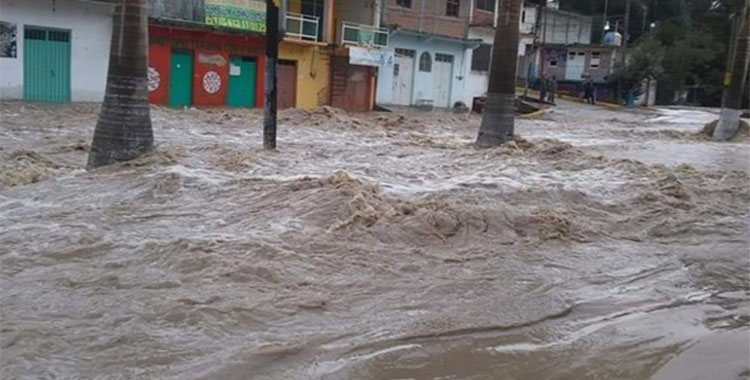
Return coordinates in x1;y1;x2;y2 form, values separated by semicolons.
147;25;266;108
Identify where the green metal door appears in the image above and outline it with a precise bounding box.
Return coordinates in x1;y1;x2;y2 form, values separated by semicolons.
169;51;192;107
23;27;71;103
226;56;257;108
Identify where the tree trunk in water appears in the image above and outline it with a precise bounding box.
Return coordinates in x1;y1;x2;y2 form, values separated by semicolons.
476;0;522;148
714;2;750;141
87;0;153;169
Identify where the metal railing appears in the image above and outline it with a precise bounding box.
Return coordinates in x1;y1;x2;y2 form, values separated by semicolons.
340;22;388;48
285;12;320;41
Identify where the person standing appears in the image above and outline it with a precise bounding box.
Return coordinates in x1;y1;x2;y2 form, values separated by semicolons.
547;75;558;104
540;76;548;102
589;80;596;105
583;80;593;105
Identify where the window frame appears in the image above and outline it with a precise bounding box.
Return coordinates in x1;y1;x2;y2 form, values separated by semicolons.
396;0;412;8
395;48;416;58
446;0;460;17
590;51;601;68
471;43;492;72
475;0;494;12
435;53;454;63
419;52;432;72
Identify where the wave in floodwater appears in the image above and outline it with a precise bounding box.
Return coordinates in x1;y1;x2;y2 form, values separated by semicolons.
1;102;748;380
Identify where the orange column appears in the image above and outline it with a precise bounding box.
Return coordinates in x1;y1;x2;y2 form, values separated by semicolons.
368;67;376;111
324;0;335;44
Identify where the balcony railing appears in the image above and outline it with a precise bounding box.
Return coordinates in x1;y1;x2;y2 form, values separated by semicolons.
285;12;320;41
340;22;388;48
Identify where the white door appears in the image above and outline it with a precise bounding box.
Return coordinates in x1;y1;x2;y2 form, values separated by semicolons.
433;53;454;107
393;51;414;105
565;51;586;81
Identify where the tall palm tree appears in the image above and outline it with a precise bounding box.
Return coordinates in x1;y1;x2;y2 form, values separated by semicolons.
88;0;154;168
476;0;523;148
714;0;749;141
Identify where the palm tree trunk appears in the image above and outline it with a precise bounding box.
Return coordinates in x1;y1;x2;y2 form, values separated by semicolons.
714;1;749;141
476;0;523;148
88;0;153;169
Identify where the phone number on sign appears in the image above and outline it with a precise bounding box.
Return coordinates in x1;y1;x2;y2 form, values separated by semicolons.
205;17;266;33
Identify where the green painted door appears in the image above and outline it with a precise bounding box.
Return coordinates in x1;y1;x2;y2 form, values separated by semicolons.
169;51;192;107
226;56;257;108
23;27;71;103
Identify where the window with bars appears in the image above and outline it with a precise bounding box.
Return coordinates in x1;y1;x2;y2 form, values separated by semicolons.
435;53;454;63
476;0;494;12
24;28;69;42
419;52;432;72
446;0;460;17
395;48;415;58
396;0;411;8
48;30;69;42
471;44;491;71
25;28;47;40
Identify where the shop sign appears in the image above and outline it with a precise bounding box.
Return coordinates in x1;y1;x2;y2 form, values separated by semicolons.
349;46;393;67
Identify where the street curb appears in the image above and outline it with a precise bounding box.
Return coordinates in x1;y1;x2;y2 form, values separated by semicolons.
516;87;623;110
519;108;549;119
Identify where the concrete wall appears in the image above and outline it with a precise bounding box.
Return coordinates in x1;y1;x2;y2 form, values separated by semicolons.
334;0;375;27
376;32;471;107
464;27;493;105
539;46;567;80
279;42;330;109
465;26;531;105
578;47;614;82
520;6;536;34
147;0;204;22
0;0;113;102
471;6;495;27
542;9;591;45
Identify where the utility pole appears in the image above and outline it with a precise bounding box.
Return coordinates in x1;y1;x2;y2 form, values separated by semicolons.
723;13;740;108
622;0;631;54
714;2;750;141
617;0;632;104
524;0;545;98
538;0;547;101
264;0;280;150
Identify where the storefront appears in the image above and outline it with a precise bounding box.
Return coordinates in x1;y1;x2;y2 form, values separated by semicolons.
278;41;330;109
0;0;114;103
331;46;391;112
147;25;266;108
375;30;474;109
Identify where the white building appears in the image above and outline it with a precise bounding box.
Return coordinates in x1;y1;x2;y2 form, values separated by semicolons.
376;30;479;108
0;0;113;102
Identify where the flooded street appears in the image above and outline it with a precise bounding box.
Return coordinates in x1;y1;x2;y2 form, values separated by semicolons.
1;100;748;379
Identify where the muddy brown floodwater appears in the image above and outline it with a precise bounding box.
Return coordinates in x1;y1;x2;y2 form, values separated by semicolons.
1;101;748;380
